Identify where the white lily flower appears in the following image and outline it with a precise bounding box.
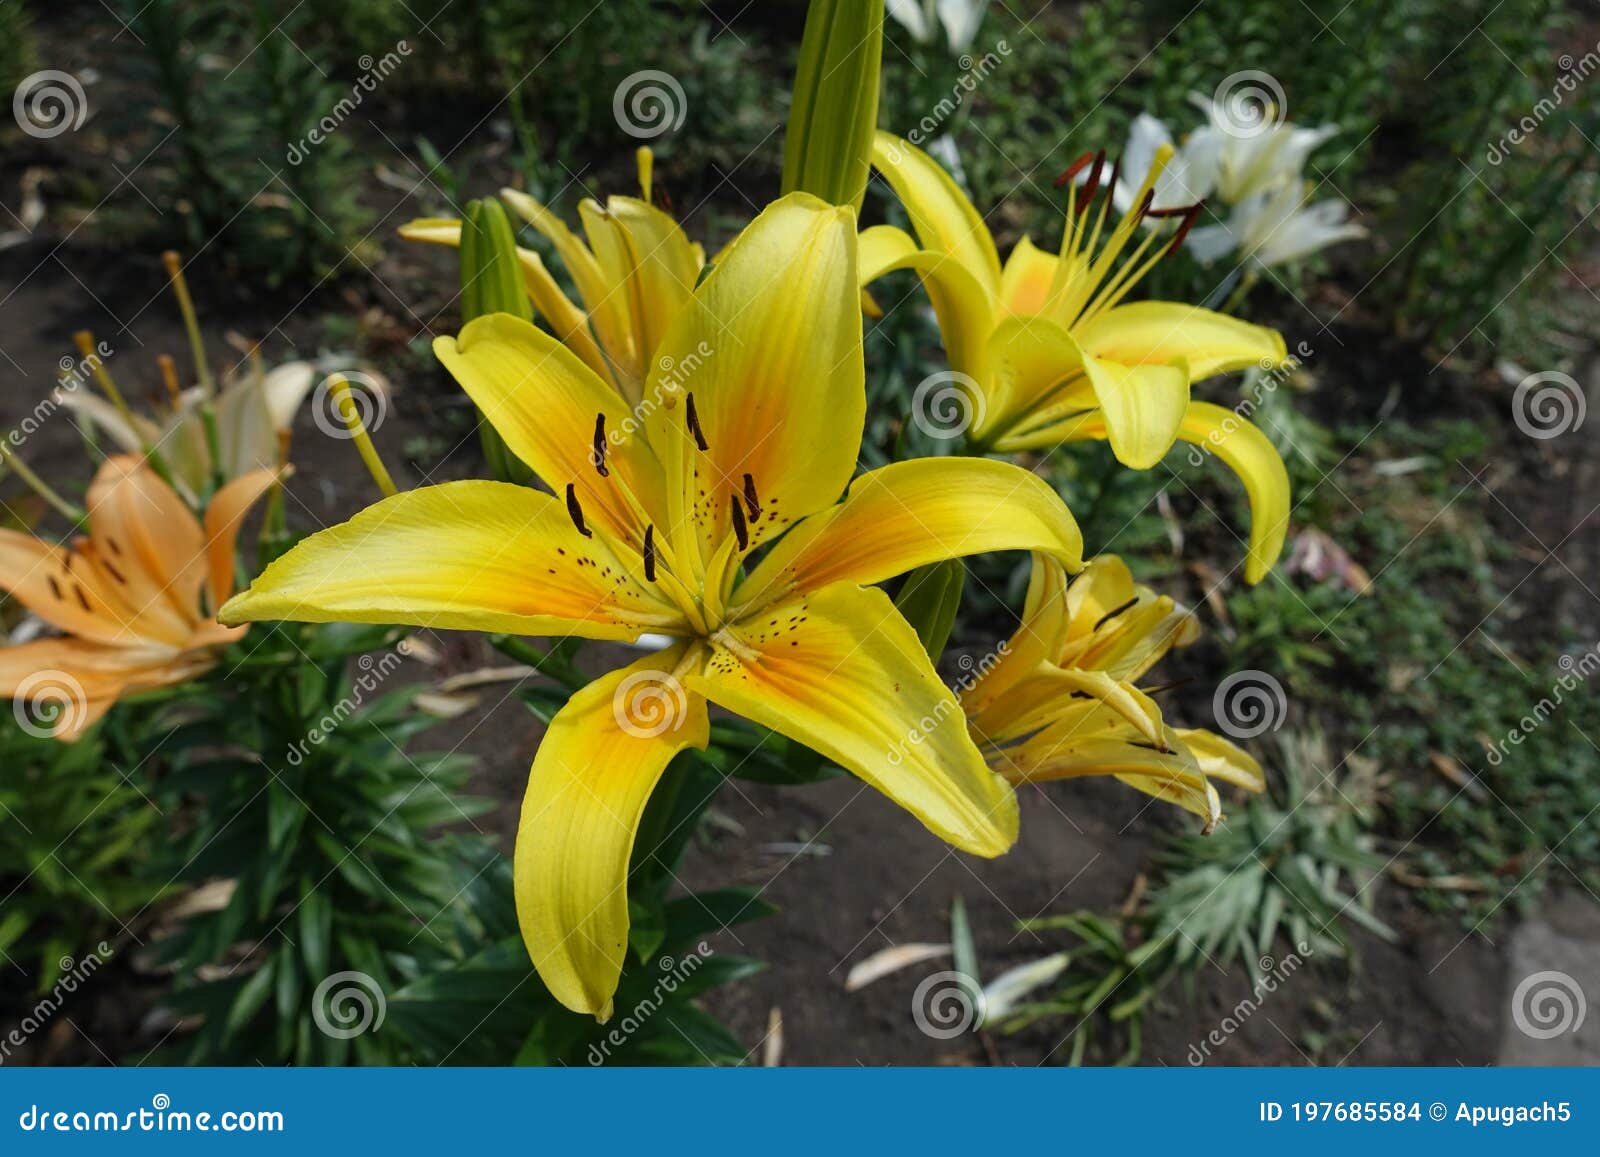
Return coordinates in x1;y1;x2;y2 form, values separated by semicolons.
886;0;937;45
1100;112;1220;215
1186;180;1366;269
887;0;991;55
1188;94;1340;203
936;0;991;52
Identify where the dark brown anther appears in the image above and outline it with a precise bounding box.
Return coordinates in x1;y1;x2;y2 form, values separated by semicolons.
1093;596;1139;631
591;413;609;477
685;392;709;451
565;482;592;538
729;492;749;551
642;525;657;582
741;473;761;521
1166;201;1206;256
1135;188;1154;223
1053;151;1098;188
1079;150;1109;208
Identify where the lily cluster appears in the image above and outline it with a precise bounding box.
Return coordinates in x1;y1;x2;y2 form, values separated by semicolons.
5;139;1292;1025
1107;96;1366;272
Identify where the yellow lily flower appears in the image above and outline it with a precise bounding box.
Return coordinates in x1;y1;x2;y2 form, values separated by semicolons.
0;455;278;739
400;148;705;408
222;194;1085;1019
961;554;1264;833
867;131;1292;582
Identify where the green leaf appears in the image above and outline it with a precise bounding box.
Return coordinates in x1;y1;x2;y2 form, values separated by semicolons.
893;560;966;663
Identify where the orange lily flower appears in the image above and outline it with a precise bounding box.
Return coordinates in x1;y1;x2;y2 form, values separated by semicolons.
0;455;278;739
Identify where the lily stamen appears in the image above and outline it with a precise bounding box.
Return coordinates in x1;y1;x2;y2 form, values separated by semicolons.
591;412;609;477
565;482;592;538
729;492;749;550
685;391;709;451
1093;595;1139;631
741;473;761;521
642;525;657;582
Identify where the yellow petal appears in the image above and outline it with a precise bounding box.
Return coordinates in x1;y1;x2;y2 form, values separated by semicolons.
692;584;1017;856
400;217;611;382
1081;354;1190;470
1076;302;1288;381
578;196;702;391
733;457;1083;612
516;648;710;1018
1057;555;1199;681
958;552;1068;719
219;482;678;639
434;314;667;544
643;193;862;569
981;314;1091;446
500;187;635;383
870;132;1000;298
997;706;1219;829
999;235;1059;316
1178;402;1291;584
857;223;995;381
1175;727;1267;794
973;666;1167;751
